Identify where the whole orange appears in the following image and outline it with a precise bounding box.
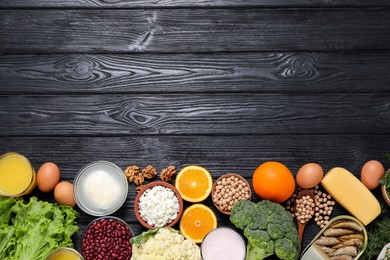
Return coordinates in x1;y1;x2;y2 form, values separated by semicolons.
252;161;295;203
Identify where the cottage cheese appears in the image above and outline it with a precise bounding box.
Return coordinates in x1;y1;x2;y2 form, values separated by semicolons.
139;185;180;227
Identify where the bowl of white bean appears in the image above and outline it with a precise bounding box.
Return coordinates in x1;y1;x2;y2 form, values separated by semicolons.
212;173;251;215
134;181;184;229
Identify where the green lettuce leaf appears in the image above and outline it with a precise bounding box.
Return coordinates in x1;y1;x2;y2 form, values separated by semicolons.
0;196;79;260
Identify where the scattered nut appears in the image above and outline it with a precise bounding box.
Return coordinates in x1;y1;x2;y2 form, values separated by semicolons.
133;174;145;186
141;165;157;179
160;166;177;182
124;165;140;180
136;185;144;193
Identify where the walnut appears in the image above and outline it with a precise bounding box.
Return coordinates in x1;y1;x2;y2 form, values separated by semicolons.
133;174;145;186
124;165;140;180
160;166;177;182
136;185;144;193
141;165;157;179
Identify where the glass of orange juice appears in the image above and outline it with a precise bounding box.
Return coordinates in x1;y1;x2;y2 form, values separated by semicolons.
0;152;37;197
46;247;84;260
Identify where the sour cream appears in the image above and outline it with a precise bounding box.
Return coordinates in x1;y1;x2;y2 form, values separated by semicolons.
73;161;128;216
201;227;246;260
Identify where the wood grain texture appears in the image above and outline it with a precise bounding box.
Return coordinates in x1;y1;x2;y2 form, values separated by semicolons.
2;135;389;248
1;52;390;93
1;94;389;136
1;0;389;8
1;8;390;53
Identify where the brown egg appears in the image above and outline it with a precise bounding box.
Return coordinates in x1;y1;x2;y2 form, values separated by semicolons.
54;181;76;207
296;163;324;189
37;162;60;192
361;160;385;190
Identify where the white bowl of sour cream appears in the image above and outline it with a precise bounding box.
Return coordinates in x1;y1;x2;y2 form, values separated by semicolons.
201;227;246;260
73;161;128;216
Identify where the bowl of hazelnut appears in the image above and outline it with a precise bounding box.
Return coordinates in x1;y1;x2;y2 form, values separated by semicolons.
212;173;251;215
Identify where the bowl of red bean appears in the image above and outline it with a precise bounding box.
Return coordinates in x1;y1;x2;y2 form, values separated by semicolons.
81;216;133;260
212;173;251;215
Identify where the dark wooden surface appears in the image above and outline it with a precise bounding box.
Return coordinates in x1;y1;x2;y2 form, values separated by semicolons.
1;1;390;259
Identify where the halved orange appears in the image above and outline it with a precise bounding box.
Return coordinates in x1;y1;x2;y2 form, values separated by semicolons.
175;165;212;202
180;204;217;243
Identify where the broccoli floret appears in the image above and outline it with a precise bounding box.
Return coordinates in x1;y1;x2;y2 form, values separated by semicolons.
230;200;256;230
275;238;300;260
244;228;274;259
230;200;301;260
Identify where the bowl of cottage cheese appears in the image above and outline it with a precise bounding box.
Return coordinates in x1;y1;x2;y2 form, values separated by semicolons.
134;181;184;229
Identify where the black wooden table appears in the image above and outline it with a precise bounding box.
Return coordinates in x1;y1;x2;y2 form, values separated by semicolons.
1;1;390;258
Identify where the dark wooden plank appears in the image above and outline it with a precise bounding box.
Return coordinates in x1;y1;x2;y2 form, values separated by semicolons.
1;52;390;94
0;0;389;8
1;135;389;248
1;8;390;53
0;94;389;136
3;135;386;183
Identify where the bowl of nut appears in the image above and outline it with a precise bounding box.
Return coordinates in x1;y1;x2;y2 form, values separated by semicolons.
134;181;184;229
212;173;251;215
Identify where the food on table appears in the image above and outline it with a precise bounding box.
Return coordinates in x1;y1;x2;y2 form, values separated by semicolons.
0;196;79;260
160;165;177;182
138;185;180;227
201;227;246;260
141;165;158;179
379;245;390;260
130;227;201;260
321;167;381;225
179;204;217;243
46;247;83;260
300;216;367;260
37;162;60;192
0;152;36;197
175;165;212;202
81;217;132;260
230;200;300;260
286;186;336;228
294;193;316;224
362;217;390;260
315;219;365;259
252;161;295;203
361;160;385;190
54;181;76;207
379;169;390;205
212;174;251;214
313;188;336;228
296;163;324;189
124;165;144;191
73;161;128;216
125;164;178;192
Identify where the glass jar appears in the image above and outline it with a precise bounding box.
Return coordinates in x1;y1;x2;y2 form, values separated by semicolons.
0;152;36;197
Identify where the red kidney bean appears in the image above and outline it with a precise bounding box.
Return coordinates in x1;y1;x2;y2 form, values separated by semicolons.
82;218;133;260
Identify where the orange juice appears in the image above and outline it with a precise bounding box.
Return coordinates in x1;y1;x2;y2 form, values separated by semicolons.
46;248;83;260
0;152;36;197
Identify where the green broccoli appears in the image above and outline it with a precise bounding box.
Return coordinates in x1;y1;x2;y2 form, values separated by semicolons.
230;200;301;260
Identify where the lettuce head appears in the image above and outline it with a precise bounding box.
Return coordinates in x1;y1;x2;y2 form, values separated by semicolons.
0;196;79;260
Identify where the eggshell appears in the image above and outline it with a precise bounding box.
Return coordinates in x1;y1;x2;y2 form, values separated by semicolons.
54;181;76;207
37;162;60;192
296;163;324;189
361;160;385;190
